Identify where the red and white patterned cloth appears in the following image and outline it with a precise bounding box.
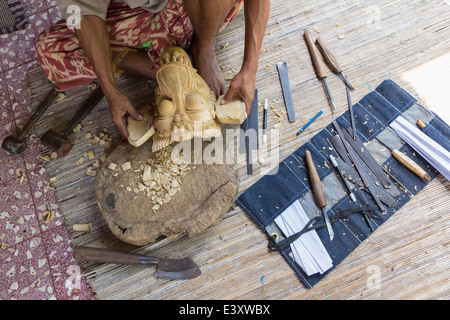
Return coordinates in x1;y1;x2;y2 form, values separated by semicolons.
35;0;244;92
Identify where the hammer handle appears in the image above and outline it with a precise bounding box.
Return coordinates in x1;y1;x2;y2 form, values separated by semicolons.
63;87;104;136
74;246;159;266
305;150;327;208
18;88;58;140
304;29;327;79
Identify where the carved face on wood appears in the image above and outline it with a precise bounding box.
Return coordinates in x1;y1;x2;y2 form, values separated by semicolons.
152;47;222;152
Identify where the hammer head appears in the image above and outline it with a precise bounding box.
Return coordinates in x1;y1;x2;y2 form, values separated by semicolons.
1;136;27;156
41;129;73;157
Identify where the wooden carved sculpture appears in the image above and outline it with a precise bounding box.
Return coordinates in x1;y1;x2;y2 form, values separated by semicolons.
152;46;222;152
126;46;247;151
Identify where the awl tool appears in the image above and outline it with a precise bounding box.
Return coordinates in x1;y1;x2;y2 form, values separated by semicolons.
305;150;334;241
303;29;336;111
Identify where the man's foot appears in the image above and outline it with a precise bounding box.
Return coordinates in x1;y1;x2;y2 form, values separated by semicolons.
190;39;225;99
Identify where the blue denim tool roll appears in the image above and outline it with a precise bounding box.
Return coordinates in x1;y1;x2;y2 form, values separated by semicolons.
236;80;450;288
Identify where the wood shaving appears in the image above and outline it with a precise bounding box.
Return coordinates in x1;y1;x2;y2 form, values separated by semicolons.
42;210;54;224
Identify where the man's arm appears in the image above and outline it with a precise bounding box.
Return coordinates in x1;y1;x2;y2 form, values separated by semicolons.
74;15;142;137
221;0;270;114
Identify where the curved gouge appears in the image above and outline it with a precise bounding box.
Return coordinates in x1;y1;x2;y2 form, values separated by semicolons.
315;37;355;91
74;246;201;280
304;29;336;110
305;150;334;240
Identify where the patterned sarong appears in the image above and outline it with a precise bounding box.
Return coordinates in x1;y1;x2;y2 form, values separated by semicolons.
36;0;244;92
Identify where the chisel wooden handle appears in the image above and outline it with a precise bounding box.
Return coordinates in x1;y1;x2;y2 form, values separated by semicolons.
391;149;431;182
315;37;343;74
304;29;327;79
305;150;327;207
417;120;426;130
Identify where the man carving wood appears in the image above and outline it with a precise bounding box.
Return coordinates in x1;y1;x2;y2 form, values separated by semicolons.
36;0;270;138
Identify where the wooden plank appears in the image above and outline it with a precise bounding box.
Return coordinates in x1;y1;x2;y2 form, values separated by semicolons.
28;0;450;299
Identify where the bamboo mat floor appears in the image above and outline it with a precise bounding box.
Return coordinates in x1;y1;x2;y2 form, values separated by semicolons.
29;0;450;299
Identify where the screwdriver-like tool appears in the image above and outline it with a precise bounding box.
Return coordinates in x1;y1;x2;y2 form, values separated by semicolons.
304;29;336;111
305;150;334;241
315;37;355;91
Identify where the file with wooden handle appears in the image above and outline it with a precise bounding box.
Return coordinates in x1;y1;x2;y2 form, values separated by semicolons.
305;150;334;241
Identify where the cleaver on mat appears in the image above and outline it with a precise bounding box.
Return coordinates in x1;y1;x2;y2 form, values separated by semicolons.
74;246;201;280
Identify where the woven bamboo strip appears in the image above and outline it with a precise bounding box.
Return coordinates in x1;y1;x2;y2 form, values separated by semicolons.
26;0;450;300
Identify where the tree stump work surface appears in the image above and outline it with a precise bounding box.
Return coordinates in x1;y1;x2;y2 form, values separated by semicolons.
95;138;239;246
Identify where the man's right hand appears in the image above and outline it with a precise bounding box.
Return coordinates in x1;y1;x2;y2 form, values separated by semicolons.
74;15;143;138
106;90;143;138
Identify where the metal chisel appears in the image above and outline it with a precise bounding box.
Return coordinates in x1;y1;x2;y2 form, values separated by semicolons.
305;150;334;241
303;29;336;111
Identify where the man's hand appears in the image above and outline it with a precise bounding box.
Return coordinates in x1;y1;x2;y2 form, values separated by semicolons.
107;90;143;138
221;68;256;115
220;0;270;115
75;15;144;138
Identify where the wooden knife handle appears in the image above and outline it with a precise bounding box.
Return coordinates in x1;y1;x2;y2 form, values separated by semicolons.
315;37;343;74
73;246;158;265
391;149;431;182
304;29;327;79
305;150;327;208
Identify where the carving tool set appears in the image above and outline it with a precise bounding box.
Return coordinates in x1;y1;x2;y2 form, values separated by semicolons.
250;28;450;277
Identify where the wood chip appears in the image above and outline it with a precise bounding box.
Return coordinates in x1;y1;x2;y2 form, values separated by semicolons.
73;124;82;133
122;162;131;171
108;163;117;170
86;166;96;176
